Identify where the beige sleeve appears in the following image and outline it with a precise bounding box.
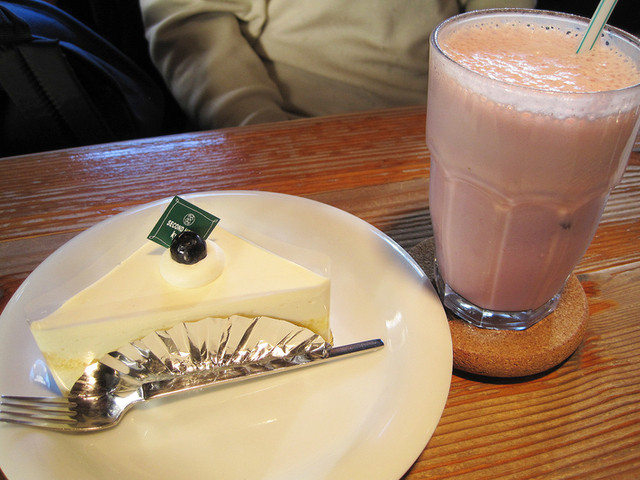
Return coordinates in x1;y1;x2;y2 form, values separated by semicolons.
461;0;537;10
140;0;290;129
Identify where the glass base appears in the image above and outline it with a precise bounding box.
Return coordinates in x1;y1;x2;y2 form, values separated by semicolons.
434;261;561;330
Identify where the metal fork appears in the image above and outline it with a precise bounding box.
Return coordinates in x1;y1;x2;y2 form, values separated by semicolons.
0;338;383;433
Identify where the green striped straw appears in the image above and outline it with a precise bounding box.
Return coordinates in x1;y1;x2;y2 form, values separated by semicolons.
576;0;619;53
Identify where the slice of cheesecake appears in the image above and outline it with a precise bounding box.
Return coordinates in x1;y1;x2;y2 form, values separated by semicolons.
30;227;331;392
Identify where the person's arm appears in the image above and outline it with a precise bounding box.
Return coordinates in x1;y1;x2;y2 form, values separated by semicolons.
140;0;290;129
461;0;537;11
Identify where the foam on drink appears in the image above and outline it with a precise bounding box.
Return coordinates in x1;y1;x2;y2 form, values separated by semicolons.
441;20;640;93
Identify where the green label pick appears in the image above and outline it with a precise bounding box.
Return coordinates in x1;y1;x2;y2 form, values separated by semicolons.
147;196;220;248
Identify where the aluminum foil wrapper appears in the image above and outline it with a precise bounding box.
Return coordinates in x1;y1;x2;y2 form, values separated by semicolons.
71;316;330;398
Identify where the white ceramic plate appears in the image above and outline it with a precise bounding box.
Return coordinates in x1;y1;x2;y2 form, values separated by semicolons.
0;191;451;480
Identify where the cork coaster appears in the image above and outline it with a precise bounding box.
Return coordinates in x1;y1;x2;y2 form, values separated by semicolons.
409;238;589;378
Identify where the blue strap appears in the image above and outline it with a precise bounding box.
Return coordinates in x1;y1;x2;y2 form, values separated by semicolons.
0;4;112;147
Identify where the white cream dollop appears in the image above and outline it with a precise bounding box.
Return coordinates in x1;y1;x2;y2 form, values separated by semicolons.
160;240;225;288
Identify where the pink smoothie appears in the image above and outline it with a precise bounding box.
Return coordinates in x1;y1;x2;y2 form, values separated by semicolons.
427;11;640;312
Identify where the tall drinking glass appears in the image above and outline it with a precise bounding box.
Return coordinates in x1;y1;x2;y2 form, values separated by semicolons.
427;9;640;330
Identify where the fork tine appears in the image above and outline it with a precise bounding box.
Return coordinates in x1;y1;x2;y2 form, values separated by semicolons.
1;395;68;403
0;416;76;431
1;395;75;412
1;410;75;424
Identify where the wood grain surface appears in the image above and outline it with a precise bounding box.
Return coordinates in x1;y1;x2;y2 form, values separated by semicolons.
1;106;639;479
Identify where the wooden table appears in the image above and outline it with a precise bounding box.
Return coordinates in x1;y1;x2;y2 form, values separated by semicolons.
1;106;639;479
